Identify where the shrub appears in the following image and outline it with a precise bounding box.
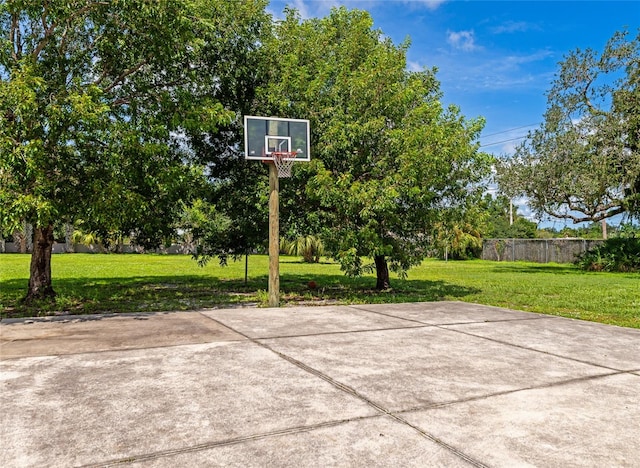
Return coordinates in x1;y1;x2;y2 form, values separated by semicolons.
575;237;640;272
434;224;483;260
280;235;325;263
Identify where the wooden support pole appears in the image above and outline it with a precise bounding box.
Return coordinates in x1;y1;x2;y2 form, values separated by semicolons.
268;163;279;307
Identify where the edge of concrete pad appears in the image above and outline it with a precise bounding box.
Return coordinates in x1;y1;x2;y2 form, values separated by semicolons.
440;316;640;370
0;304;261;325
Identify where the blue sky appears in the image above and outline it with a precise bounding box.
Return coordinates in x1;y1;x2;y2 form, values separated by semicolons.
267;0;639;225
268;0;638;154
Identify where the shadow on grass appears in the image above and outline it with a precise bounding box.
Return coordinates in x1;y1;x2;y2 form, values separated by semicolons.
489;262;580;274
0;273;480;318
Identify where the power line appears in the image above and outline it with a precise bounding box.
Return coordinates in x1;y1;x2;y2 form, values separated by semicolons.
479;135;528;148
481;123;539;138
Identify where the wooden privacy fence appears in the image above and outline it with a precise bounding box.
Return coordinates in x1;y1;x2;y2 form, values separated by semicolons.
3;238;604;264
482;238;604;264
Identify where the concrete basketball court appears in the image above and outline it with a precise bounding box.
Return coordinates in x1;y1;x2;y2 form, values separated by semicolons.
1;301;639;467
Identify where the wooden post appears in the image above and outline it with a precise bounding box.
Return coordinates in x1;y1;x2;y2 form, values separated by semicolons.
268;163;279;307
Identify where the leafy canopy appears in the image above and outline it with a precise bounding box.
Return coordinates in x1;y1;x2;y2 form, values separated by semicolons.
497;29;640;224
259;8;491;278
0;0;269;246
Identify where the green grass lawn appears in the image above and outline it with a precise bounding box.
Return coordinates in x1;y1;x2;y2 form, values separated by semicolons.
1;254;638;328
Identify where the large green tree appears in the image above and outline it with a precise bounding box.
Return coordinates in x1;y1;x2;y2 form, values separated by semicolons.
183;1;273;266
260;8;491;289
497;30;640;225
0;0;267;301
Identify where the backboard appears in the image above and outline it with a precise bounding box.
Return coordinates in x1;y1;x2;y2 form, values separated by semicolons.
244;116;310;161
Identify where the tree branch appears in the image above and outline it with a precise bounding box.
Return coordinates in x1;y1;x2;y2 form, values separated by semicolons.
103;60;148;93
580;76;607;117
546;198;626;224
10;12;21;61
112;97;131;107
32;1;110;60
92;69;110;87
31;2;58;59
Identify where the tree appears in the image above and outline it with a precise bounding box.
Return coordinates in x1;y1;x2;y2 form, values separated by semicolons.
497;29;640;225
260;8;491;289
480;194;538;239
433;221;484;260
0;0;267;301
184;2;273;266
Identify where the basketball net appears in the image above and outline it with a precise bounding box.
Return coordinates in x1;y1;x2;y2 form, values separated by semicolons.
271;151;298;178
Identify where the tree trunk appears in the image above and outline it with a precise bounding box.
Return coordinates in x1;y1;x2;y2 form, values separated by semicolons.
374;255;390;290
25;224;56;303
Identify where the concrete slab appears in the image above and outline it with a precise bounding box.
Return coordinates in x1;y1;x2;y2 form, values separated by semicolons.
0;341;377;467
0;312;244;359
202;305;422;339
125;417;474;467
402;373;640;467
351;301;545;325
1;302;638;467
260;326;613;412
443;316;640;370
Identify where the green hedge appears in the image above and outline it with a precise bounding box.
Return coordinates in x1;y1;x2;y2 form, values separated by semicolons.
576;237;640;272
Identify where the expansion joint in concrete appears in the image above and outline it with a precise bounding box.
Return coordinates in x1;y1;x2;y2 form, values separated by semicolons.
436;325;632;372
204;315;489;468
81;417;374;467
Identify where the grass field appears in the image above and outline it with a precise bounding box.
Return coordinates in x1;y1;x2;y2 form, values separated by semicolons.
1;254;638;328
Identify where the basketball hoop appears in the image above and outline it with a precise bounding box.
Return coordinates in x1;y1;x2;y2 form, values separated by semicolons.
271;151;298;178
244;115;311;307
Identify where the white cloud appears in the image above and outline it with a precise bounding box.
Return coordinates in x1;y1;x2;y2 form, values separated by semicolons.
491;21;537;34
269;0;343;20
407;60;424;72
501;50;554;66
428;47;555;93
290;0;311;18
447;30;478;52
270;0;448;20
404;0;448;10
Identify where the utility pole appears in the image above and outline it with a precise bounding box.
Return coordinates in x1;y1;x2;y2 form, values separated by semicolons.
509;200;513;226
